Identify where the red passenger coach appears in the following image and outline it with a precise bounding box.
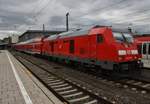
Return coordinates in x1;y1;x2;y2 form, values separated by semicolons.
15;26;143;75
14;37;43;54
135;36;150;59
42;35;58;56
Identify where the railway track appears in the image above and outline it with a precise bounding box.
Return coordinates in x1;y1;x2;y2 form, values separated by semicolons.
114;78;150;94
70;64;150;94
86;72;150;94
14;54;112;104
11;51;150;104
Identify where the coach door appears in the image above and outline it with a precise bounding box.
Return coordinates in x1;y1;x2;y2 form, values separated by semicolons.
142;42;150;59
147;42;150;59
69;40;74;54
51;42;54;52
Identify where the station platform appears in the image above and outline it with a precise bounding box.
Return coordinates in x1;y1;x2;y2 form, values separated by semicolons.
0;50;63;104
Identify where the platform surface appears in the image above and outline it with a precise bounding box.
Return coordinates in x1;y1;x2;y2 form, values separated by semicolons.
0;50;63;104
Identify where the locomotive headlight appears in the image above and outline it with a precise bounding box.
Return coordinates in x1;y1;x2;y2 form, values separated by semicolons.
118;50;126;55
131;50;138;54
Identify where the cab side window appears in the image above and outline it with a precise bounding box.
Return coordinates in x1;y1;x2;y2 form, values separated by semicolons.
97;34;103;43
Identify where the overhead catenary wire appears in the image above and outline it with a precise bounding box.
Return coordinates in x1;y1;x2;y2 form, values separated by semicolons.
31;0;52;22
21;0;53;31
69;0;150;27
27;0;150;28
69;0;132;28
16;0;150;33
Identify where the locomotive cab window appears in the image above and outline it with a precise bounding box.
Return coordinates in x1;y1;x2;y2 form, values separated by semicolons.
97;34;103;43
113;32;124;42
113;32;133;43
123;33;134;43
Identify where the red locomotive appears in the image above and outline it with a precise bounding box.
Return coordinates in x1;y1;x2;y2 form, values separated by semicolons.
14;26;143;75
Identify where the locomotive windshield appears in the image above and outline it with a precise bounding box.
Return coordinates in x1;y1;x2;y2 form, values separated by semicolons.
123;33;134;43
113;32;124;42
113;32;134;43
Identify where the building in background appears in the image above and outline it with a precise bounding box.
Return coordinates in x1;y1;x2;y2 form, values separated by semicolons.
19;30;64;42
2;35;19;44
11;35;19;43
2;37;11;44
0;37;11;49
0;39;3;44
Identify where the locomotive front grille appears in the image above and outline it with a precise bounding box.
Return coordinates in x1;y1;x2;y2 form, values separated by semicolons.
120;64;129;70
119;61;142;72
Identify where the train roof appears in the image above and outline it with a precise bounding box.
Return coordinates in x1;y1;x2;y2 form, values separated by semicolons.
45;28;91;41
44;34;59;41
135;36;150;42
45;26;104;40
44;26;111;41
58;29;90;38
56;26;131;39
16;37;42;45
40;25;133;41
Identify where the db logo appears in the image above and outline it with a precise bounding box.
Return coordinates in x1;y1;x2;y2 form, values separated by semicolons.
127;50;131;54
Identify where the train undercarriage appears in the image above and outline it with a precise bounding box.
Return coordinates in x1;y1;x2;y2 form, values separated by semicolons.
41;54;143;77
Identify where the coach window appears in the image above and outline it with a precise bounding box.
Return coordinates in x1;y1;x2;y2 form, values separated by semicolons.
138;44;142;54
143;43;146;54
113;32;124;42
97;34;103;43
148;43;150;54
63;40;68;43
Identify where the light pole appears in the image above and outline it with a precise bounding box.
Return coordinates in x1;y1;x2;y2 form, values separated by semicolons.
66;12;69;31
128;23;133;33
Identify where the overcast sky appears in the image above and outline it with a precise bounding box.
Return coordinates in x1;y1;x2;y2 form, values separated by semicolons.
0;0;150;39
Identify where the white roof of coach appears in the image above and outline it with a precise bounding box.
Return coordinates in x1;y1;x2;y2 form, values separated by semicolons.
45;34;58;41
58;29;90;39
17;37;42;45
44;26;108;41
